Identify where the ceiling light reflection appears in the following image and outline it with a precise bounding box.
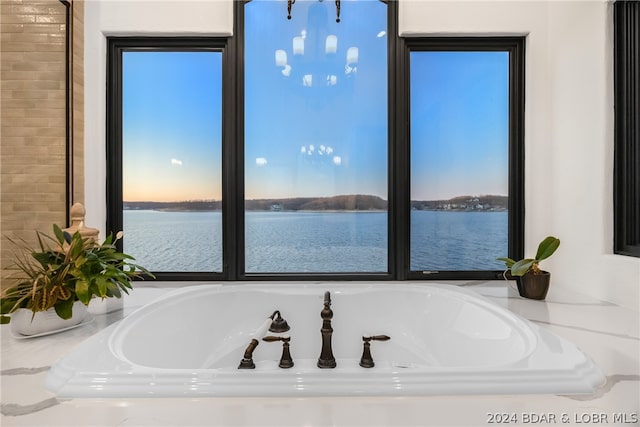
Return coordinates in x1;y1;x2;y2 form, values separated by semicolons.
346;47;358;65
275;49;287;67
325;35;338;54
293;36;304;55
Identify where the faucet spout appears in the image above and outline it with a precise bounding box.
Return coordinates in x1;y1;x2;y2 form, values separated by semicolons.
317;291;336;368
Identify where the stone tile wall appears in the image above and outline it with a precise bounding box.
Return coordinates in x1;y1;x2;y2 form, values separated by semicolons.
0;0;83;290
71;0;82;205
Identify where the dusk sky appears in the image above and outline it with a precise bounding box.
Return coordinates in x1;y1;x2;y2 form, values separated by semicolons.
411;51;509;201
123;0;508;203
123;51;222;202
244;0;388;200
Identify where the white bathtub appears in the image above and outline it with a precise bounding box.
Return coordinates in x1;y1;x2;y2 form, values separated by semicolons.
45;283;604;397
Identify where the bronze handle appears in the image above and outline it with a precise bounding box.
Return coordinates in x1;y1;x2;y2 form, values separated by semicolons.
363;335;391;342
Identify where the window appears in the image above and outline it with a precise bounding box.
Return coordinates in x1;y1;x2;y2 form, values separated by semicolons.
243;0;389;274
614;0;640;258
106;4;525;280
404;39;524;278
107;38;227;279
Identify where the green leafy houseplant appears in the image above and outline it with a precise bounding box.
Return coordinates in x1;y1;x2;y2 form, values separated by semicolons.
497;236;560;300
1;225;152;325
497;236;561;277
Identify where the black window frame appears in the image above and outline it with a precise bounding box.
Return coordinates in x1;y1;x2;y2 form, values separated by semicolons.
106;3;525;281
614;0;640;258
235;0;397;281
400;37;525;280
106;37;233;281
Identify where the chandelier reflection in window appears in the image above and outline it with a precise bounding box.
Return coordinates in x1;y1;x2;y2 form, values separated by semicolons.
287;0;341;22
276;0;358;89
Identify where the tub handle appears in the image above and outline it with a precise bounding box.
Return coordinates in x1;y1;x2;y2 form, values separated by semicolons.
263;335;294;369
365;335;391;342
360;335;391;368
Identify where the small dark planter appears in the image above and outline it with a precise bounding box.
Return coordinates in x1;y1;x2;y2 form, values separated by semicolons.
516;271;550;300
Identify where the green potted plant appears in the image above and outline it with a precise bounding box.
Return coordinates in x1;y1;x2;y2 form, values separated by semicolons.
497;236;560;300
1;224;152;336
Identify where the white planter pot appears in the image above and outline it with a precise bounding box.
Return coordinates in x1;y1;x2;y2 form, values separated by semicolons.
10;301;88;336
88;297;123;315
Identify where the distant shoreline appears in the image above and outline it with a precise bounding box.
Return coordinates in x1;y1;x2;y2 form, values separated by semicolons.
124;194;507;213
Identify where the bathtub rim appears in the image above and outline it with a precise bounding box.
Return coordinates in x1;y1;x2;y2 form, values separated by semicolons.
44;282;606;398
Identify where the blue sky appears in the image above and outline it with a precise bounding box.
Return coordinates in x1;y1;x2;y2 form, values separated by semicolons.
411;51;509;200
123;51;222;202
244;0;388;200
123;0;508;203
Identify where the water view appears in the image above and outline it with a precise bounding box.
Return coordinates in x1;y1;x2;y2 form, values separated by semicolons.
123;209;507;273
120;13;512;276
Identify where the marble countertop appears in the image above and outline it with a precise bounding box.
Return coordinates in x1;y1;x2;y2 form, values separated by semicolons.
1;281;638;427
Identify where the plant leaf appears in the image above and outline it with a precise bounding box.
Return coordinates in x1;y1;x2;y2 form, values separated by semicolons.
511;258;535;276
103;233;113;246
110;284;122;298
496;257;516;268
535;236;560;261
0;315;10;324
54;298;74;320
53;224;65;245
96;276;108;298
1;298;18;315
75;279;90;304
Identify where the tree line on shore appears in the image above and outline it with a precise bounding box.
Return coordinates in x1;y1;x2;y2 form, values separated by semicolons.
124;194;506;212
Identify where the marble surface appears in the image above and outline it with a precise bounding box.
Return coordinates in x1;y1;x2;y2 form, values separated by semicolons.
1;281;638;427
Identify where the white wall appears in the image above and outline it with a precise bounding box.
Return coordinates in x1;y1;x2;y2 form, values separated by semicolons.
83;0;232;237
85;0;640;309
401;0;639;309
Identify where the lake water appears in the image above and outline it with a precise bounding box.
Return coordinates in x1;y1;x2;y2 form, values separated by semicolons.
123;210;507;273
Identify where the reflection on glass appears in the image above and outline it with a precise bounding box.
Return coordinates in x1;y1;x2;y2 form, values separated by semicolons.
122;51;223;272
244;0;388;273
410;51;510;271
